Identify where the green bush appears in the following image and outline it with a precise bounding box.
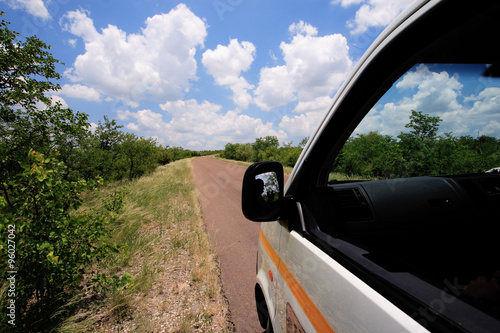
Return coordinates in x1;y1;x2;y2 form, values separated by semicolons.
0;151;117;330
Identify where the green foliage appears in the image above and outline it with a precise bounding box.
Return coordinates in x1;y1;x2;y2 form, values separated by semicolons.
220;142;253;161
276;146;302;167
221;136;306;167
0;151;118;330
0;14;60;110
103;190;129;215
334;110;500;179
91;272;133;293
0;14;91;208
0;14;210;332
64;116;206;183
120;133;160;180
0;17;153;331
334;131;402;178
252;136;279;162
298;137;309;148
222;111;499;179
397;110;443;176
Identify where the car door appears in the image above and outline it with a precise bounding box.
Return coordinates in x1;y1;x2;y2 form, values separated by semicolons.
275;1;500;332
244;1;500;332
273;220;430;333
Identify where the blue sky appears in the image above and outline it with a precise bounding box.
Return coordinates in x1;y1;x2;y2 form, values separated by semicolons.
1;0;421;149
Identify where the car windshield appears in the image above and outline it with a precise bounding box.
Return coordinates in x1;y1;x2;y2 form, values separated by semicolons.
331;63;500;180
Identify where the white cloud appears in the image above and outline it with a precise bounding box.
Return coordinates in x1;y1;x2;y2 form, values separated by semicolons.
462;87;500;136
60;4;207;107
117;99;286;150
48;95;68;108
357;64;466;136
280;111;327;139
59;84;101;102
355;64;500;139
89;122;98;133
482;121;500;136
333;0;414;35
67;38;77;48
35;94;68;110
1;0;51;20
464;87;500;115
293;96;334;114
117;109;166;132
160;99;286;148
254;21;353;112
277;96;332;138
330;0;364;7
396;64;464;114
59;8;98;41
289;21;318;36
254;65;295;111
202;39;256;109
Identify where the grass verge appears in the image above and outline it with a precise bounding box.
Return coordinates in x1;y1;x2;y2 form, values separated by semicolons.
57;159;233;332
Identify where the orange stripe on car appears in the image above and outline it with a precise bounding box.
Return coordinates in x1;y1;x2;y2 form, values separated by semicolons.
260;230;336;333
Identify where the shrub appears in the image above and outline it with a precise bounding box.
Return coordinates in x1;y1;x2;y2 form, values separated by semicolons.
0;151;117;330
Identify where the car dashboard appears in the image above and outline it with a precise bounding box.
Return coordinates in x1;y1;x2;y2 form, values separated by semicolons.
305;173;500;323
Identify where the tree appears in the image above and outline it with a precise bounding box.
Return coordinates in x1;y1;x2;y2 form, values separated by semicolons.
0;16;117;330
299;137;309;148
252;136;279;162
0;14;90;205
398;110;442;176
88;116;126;180
405;110;442;140
335;131;401;178
95;116;124;151
120;133;159;180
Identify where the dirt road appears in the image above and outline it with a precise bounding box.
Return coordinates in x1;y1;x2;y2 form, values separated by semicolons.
191;156;263;333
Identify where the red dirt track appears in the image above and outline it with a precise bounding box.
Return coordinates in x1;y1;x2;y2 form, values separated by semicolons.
191;156;263;333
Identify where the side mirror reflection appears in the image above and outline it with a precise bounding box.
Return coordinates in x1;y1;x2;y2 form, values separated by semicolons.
254;172;280;205
242;161;284;222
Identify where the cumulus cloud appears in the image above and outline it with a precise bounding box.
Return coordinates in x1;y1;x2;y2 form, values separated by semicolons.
293;96;334;115
280;111;327;139
117;99;286;150
277;96;333;137
330;0;364;7
160;99;286;148
356;64;466;136
117;109;166;132
332;0;415;35
254;21;353;112
1;0;51;20
355;64;500;139
202;39;256;110
59;84;102;102
60;4;207;107
47;95;68;108
288;21;318;36
462;87;500;136
254;21;351;139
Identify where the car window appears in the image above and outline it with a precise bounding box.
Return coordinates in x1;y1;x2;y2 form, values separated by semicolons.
331;63;500;181
316;62;500;327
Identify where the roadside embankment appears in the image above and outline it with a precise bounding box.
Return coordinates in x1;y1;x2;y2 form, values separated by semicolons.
59;159;233;332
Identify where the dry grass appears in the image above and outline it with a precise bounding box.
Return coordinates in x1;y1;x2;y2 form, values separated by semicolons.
57;159;233;332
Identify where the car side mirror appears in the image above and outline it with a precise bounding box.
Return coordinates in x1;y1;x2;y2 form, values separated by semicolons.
242;161;284;222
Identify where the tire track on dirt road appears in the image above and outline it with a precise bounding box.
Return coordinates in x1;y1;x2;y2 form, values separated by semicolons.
191;156;263;333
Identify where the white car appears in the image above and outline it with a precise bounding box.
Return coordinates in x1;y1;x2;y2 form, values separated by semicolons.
242;0;500;332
